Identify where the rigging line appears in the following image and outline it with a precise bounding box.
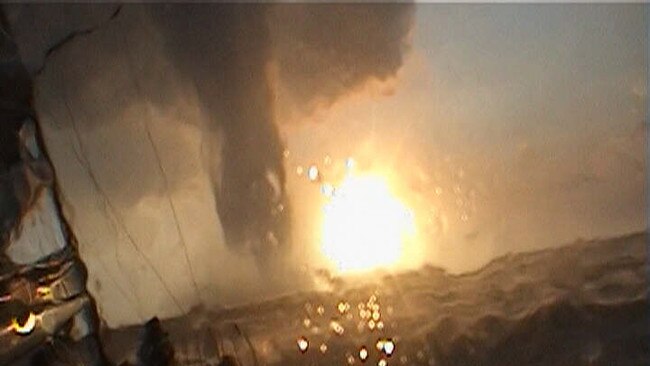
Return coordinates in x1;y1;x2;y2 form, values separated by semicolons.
95;254;143;321
35;4;145;319
64;156;140;314
209;325;226;360
63;107;143;319
62;105;157;320
234;322;260;366
60;96;186;315
70;159;144;321
62;110;145;321
34;4;123;77
119;31;204;305
141;115;204;303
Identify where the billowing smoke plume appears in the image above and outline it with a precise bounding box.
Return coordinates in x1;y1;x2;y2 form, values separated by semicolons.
270;4;414;117
147;4;414;262
148;5;289;265
3;3;414;324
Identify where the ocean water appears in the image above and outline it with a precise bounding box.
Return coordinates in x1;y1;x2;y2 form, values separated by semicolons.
103;232;648;366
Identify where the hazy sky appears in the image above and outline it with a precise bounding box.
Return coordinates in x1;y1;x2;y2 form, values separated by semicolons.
285;4;646;271
414;4;644;148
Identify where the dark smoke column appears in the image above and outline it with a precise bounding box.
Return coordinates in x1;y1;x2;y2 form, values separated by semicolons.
0;16;107;365
150;3;414;272
150;4;291;270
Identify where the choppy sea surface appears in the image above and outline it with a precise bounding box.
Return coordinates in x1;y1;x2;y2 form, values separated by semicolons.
104;232;648;366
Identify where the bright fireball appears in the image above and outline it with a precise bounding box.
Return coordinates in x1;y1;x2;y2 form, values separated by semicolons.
321;174;415;273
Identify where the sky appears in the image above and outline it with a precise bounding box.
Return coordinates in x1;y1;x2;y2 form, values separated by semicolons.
5;4;646;326
284;4;646;272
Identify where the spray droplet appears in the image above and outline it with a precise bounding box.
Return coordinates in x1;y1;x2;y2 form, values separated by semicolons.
346;157;355;170
378;359;387;366
338;301;350;314
320;343;328;353
330;320;345;335
376;339;385;351
266;231;278;247
308;165;319;181
360;309;368;319
321;183;335;198
368;319;376;330
383;340;395;356
359;346;369;362
297;336;309;353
